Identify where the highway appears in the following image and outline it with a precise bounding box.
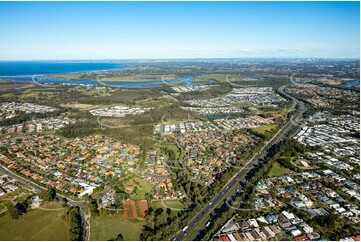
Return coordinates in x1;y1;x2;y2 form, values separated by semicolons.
0;83;306;242
173;85;306;241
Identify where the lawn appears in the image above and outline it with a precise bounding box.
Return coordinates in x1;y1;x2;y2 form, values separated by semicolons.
0;204;69;241
90;215;145;241
267;162;290;177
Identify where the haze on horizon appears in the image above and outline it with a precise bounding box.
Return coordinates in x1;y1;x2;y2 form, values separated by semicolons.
0;1;359;60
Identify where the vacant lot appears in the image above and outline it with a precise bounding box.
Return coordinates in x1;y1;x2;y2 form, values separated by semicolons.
126;177;153;200
0;203;69;241
61;103;96;110
252;124;278;134
267;162;290;177
90;214;145;241
152;199;185;210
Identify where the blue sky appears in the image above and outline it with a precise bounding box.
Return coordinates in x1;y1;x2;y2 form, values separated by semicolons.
0;1;359;59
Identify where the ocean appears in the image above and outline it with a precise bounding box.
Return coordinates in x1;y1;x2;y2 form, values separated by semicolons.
0;61;199;88
0;61;125;76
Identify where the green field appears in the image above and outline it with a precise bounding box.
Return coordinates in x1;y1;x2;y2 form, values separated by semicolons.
155;140;181;159
252;124;278;134
152;199;185;210
0;203;69;241
267;162;290;177
126;177;153;200
90;215;145;241
192;74;227;83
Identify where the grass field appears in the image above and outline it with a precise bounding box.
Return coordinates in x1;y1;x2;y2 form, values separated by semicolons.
271;113;287;118
152;199;185;210
0;203;69;241
90;215;145;241
192;74;227;83
252;124;278;134
155;140;181;159
42;201;66;209
126;177;153;200
267;162;290;177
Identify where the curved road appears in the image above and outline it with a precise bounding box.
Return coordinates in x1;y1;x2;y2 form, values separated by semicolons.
0;83;306;242
0;164;88;240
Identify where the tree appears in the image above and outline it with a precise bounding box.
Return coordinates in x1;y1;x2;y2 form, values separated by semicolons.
62;197;68;207
8;203;26;219
89;197;99;217
63;207;82;241
40;187;56;202
115;233;123;241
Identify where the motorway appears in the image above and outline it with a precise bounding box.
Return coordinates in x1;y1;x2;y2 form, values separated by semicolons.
0;83;305;242
173;85;306;241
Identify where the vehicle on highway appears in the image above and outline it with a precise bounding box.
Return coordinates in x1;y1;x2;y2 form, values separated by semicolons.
182;226;188;232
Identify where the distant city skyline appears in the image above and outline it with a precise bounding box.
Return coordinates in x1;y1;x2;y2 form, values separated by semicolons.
0;1;359;60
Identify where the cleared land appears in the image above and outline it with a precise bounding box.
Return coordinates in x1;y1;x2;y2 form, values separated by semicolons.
0;203;69;241
251;124;278;134
90;214;145;241
267;162;290;177
61;103;96;110
152;199;185;210
126;177;153;200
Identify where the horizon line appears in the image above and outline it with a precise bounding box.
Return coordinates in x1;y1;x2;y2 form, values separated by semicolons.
0;57;360;61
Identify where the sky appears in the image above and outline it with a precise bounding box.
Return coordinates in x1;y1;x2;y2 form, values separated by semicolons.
0;1;359;60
